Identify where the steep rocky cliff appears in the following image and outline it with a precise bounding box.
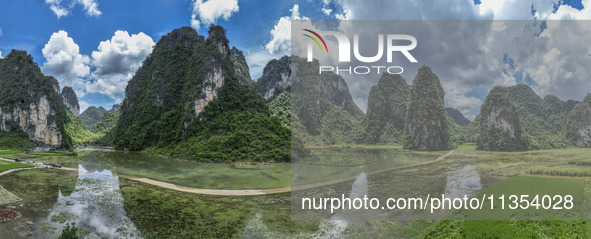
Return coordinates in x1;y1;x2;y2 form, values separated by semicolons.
477;86;528;151
566;94;591;147
255;56;292;100
260;56;364;145
364;73;410;144
230;47;254;87
61;86;80;117
0;50;71;148
403;66;451;151
114;26;289;161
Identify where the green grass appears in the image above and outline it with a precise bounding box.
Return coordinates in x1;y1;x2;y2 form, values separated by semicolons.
424;220;591;238
0;161;33;172
0;149;22;155
29;151;77;156
529;166;591;177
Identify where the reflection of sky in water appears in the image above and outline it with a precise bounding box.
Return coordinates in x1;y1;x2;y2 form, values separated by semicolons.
41;165;141;239
445;164;482;199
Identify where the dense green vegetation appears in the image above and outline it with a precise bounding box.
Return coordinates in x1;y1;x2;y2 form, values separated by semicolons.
403;66;451;151
478;86;529;151
424;220;591;238
529;166;591;177
64;111;99;145
91;108;120;145
507;85;575;149
364;73;410;144
0;130;41;149
144;77;290;161
57;223;79;239
79;106;108;130
288;56;365;146
267;90;290;128
114;26;290;162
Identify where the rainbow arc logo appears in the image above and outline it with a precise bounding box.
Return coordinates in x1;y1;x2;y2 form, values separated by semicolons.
302;29;328;53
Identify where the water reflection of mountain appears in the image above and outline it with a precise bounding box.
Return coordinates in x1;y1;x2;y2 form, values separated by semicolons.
41;165;140;239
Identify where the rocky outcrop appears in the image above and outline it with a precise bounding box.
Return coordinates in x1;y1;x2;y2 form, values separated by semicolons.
445;107;470;126
115;25;267;151
255;56;292;100
365;73;410;144
230;47;254;87
403;66;451;151
257;56;364;145
477;86;528;151
110;104;121;111
0;50;68;147
61;86;79;117
566;94;591;147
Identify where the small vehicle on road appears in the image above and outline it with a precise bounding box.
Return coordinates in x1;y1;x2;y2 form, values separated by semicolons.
14;158;22;162
50;163;62;168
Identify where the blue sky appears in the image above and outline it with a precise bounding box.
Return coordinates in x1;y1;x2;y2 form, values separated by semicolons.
0;0;588;119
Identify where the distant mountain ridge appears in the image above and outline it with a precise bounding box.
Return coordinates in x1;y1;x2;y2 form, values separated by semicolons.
445;107;470;126
80;106;108;130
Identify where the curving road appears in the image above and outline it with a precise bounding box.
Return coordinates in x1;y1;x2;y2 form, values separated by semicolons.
0;149;455;196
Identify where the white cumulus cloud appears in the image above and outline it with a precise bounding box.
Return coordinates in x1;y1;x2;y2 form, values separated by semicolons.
548;0;591;19
45;0;102;18
42;30;91;97
86;31;155;101
191;0;239;30
265;4;309;55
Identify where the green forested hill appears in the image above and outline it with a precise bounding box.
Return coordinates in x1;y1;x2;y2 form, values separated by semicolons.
80;106;108;130
478;86;529;151
255;56;364;146
92;108;120;145
113;26;289;162
364;73;410;144
267;90;291;128
403;66;451;151
286;57;365;145
506;84;574;149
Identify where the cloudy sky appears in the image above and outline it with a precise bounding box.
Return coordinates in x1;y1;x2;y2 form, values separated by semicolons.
0;0;589;118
